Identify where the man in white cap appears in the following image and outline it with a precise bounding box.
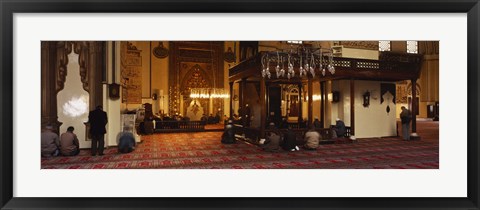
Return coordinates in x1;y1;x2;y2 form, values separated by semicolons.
41;125;60;157
332;118;346;138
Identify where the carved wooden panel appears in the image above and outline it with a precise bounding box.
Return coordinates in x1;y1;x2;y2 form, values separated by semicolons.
56;41;72;93
339;41;379;50
73;41;90;92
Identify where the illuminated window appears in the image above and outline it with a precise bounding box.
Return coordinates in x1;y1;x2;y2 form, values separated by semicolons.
379;41;391;51
287;41;303;44
407;41;418;54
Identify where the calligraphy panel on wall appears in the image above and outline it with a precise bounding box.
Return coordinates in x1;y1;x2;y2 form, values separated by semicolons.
121;42;142;104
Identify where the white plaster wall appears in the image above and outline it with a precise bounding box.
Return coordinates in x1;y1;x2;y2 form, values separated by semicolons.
339;80;351;126
341;48;379;60
354;80;397;138
329;81;339;126
325;81;333;127
105;41;122;147
57;51;90;149
330;80;397;138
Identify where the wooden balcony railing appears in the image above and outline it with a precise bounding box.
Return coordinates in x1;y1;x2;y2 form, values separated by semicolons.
154;120;206;133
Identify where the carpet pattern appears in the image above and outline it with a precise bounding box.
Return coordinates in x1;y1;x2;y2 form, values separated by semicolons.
41;121;439;169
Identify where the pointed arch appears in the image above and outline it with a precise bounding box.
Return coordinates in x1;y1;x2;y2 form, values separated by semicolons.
180;64;213;95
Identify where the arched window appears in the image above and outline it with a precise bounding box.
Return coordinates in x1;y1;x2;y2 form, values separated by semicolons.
379;41;391;51
407;41;418;54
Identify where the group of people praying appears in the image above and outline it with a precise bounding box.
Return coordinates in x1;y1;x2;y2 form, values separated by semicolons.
41;105;136;158
260;118;346;152
220;117;347;152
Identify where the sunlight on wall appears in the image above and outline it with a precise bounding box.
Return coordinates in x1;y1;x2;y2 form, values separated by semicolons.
57;51;90;148
62;95;89;117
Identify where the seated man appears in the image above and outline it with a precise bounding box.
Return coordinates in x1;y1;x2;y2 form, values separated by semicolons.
282;128;297;151
313;117;322;129
304;126;321;150
200;114;208;123
60;126;80;156
117;130;136;153
332;118;346;138
214;113;221;124
208;114;215;124
41;125;60;157
221;123;236;144
262;130;282;152
280;117;289;129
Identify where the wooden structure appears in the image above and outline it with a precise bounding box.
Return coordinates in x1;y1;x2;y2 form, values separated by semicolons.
229;50;423;139
154;120;206;133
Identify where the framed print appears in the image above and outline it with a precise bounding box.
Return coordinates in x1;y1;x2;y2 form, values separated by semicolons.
1;0;480;209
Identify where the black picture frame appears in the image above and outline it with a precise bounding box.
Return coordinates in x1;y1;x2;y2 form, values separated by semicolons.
1;0;479;209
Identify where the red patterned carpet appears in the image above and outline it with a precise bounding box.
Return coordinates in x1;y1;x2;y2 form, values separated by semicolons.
41;121;439;169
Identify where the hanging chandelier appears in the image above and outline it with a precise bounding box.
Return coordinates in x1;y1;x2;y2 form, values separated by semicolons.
261;45;335;79
190;88;230;99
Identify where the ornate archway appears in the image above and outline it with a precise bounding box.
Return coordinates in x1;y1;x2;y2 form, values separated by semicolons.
168;41;224;116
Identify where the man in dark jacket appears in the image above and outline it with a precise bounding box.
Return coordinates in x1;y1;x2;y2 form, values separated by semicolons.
221;123;236;144
333;118;346;138
282;128;297;151
313;117;322;129
400;106;412;140
88;105;108;156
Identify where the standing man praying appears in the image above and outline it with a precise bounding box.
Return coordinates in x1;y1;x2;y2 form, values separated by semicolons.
88;105;108;156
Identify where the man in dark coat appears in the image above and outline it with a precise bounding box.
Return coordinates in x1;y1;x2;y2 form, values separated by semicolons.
313;117;322;129
280;117;289;129
400;106;412;140
221;123;236;144
88;105;108;156
282;128;297;151
333;118;346;138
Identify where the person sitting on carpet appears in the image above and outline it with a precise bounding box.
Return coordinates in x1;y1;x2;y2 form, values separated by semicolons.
221;123;236;144
117;130;136;154
41;125;60;157
208;114;215;124
282;128;298;151
332;118;346;138
304;126;321;150
261;123;282;152
59;126;80;156
200;114;207;123
313;117;322;129
280;117;289;129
